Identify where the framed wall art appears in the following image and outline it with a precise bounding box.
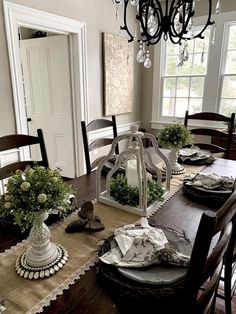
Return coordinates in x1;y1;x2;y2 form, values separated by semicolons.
103;32;134;116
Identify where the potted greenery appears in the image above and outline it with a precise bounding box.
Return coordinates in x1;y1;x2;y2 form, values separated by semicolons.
0;165;74;232
158;124;192;174
0;165;74;279
110;174;164;207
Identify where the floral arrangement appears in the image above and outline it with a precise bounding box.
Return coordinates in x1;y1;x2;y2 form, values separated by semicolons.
110;174;164;207
158;124;192;150
0;165;74;232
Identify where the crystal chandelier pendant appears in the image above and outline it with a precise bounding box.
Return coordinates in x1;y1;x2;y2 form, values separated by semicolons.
144;50;152;68
147;10;158;36
211;25;216;45
136;41;145;63
183;45;189;61
130;0;139;5
201;43;206;63
115;5;119;20
216;0;221;14
178;41;189;67
112;0;215;69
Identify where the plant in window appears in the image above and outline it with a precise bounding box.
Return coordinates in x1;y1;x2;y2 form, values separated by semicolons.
158;124;192;150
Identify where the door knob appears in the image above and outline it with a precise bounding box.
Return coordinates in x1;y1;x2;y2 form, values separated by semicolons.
27;117;32;122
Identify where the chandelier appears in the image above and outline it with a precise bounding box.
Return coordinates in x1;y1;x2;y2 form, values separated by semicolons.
112;0;221;68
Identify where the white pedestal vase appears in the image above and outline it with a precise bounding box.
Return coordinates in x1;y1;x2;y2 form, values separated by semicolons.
15;212;68;280
166;149;185;175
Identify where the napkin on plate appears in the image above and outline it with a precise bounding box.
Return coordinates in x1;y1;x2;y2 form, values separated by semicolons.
99;218;190;268
184;172;235;190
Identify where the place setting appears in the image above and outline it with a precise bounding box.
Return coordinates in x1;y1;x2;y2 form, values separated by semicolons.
178;146;216;166
183;172;236;205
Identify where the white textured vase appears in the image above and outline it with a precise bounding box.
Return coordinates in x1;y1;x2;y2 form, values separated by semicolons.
25;211;58;267
168;148;185;174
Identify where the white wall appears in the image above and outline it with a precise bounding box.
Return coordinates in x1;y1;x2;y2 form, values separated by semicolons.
0;0;142;136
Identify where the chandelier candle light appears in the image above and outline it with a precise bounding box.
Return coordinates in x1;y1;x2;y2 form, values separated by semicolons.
112;0;222;68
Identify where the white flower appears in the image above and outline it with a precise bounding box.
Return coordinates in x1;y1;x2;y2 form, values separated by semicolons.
24;167;34;176
4;202;11;209
20;182;30;191
4;194;12;201
37;193;47;203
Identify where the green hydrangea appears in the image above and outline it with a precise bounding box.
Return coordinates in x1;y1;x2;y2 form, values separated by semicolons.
158;124;192;149
0;165;74;232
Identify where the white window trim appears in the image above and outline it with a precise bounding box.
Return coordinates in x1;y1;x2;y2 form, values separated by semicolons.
151;10;236;130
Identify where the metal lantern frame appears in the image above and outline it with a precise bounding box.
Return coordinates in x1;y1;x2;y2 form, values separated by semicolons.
96;126;171;216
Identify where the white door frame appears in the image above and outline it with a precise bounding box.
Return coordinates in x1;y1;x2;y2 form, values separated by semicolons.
3;0;89;176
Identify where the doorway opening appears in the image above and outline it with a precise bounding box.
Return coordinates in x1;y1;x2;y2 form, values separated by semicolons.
4;1;89;177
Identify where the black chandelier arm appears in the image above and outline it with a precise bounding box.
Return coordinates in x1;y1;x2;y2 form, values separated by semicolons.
169;1;194;39
120;0;135;43
138;1;150;37
181;0;214;41
113;0;215;61
137;0;163;43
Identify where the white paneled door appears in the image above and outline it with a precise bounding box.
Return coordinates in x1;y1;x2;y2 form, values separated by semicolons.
20;35;75;178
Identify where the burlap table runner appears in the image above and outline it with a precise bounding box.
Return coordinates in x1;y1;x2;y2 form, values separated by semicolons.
0;203;140;314
0;163;204;314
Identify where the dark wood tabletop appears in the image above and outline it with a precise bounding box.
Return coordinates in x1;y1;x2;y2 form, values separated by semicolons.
1;158;236;313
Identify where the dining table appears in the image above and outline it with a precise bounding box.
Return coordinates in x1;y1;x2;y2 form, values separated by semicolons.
1;157;236;313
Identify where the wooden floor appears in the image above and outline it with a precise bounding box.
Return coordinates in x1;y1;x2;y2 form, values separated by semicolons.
215;283;236;314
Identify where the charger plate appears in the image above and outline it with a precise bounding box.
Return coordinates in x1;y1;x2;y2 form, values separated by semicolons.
178;151;215;166
117;228;191;285
183;183;233;206
97;233;189;312
98;227;191;287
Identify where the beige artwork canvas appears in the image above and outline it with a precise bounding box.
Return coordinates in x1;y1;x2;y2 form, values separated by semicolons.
103;32;134;116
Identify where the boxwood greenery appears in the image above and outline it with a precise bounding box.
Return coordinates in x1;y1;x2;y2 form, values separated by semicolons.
110;174;164;207
158;123;192;149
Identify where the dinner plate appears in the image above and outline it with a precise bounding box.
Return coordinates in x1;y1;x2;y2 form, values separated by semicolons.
178;151;214;165
183;183;233;206
187;184;232;195
179;147;199;157
117;228;191;285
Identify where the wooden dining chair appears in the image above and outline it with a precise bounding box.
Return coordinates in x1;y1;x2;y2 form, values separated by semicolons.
81;115;119;174
181;192;236;314
184;111;235;159
217;216;236;314
0;129;49;180
98;190;236;314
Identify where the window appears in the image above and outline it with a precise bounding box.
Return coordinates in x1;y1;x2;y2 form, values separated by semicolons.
162;28;210;117
151;11;236;128
220;24;236;116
